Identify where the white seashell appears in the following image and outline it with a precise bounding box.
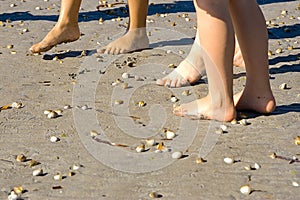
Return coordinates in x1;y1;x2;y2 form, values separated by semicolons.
136;144;145;153
11;102;22;109
279;83;288;90
63;105;72;109
239;119;249;126
111;82;118;86
32;168;43;176
47;111;58;119
170;96;178;103
292;181;299;187
220;125;228;131
54;109;63;115
50;136;59;143
240;185;251;195
13;186;23;194
8;191;18;200
145;139;155;147
254;163;261;170
196;157;207;164
172;151;183;159
165;130;176;139
53;173;62;181
44;110;52;115
149;192;161;198
121;73;130;79
244;166;252;171
215;128;224;134
71;164;80;171
224;157;234;164
90;130;99;137
231;119;238;124
81;105;88;110
114;100;124;105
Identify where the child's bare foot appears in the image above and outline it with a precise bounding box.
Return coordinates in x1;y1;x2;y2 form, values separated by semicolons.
29;23;80;53
173;95;236;122
156;38;206;88
234;89;276;114
98;28;149;55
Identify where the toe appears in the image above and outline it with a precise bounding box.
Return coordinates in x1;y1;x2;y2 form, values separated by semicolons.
173;105;184;117
104;46;112;54
156;78;166;86
108;47;116;55
114;48;121;55
97;47;106;54
170;79;178;88
165;79;171;87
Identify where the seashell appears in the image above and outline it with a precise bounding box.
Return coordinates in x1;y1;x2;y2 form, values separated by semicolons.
50;136;59;143
240;185;251;195
135;144;146;153
244;165;252;171
224;157;234;164
170;22;176;27
54;109;63;115
178;50;185;55
53;172;62;181
44;110;52;115
111;82;118;86
8;191;18;200
29;160;39;167
6;44;14;49
63;105;71;109
239;119;249;126
196;157;207;164
156;142;167;152
121;83;129;89
220;125;228;132
137;101;146;107
145;139;156;147
35;6;42;10
68;171;76;177
172;151;183;159
47;111;58;119
165;130;176;139
114;100;124;105
13;186;23;194
268;50;273;56
279;83;288;90
292;181;299;187
182;90;190;96
10;51;17;54
71;164;81;171
281;10;287;15
185;17;191;22
231;119;238;124
254;163;261;170
81;105;88;110
170;96;178;103
22;28;29;33
287;46;293;50
294;136;300;145
32;168;43;176
270;153;277;159
121;72;130;79
11;102;22;109
16;154;26;162
275;48;282;54
10;3;16;7
215;128;224;134
168;63;176;68
149;192;161;198
134;75;143;81
90;130;99;137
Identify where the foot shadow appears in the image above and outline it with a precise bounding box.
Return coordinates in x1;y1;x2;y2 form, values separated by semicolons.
42;49;97;60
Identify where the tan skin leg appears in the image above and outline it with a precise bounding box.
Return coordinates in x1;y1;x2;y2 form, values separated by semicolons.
231;0;275;113
173;0;275;122
98;0;150;54
29;0;81;53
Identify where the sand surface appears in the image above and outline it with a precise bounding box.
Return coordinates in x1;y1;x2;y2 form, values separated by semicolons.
0;0;299;199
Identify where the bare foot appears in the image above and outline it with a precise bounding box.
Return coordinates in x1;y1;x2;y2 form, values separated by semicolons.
233;40;245;67
234;89;276;114
29;23;80;53
173;95;236;122
98;28;149;55
156;38;206;88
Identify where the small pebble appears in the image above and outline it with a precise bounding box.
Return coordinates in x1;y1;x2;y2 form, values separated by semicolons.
292;181;299;187
16;154;26;162
50;136;59;143
165;130;176;139
81;105;88;110
254;163;261;170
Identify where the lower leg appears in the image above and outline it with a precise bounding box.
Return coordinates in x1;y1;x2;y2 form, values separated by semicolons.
29;0;82;53
174;0;236;122
98;0;149;54
230;0;275;113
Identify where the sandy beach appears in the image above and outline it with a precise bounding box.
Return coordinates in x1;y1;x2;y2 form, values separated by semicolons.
0;0;299;199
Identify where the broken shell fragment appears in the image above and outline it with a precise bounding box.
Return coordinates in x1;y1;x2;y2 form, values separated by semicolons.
16;154;26;162
231;119;238;124
156;142;168;152
136;144;146;153
11;102;23;109
294;136;300;145
279;83;288;90
137;101;146;107
220;125;228;131
50;136;59;143
54;109;63;115
47;111;59;119
44;110;52;115
275;48;283;54
13;186;23;194
71;164;81;171
81;105;88;110
68;171;76;177
239;119;249;126
32;168;43;176
172;151;183;159
182;90;190;96
224;157;234;164
29;160;39;167
63;105;72;109
145;139;156;147
6;44;14;49
165;130;176;139
244;165;252;171
121;72;130;79
114;100;124;105
8;191;18;200
215;128;224;134
270;153;277;159
90;130;99;137
53;173;62;181
170;96;178;103
292;181;299;187
149;192;161;198
254;163;261;170
196;157;207;164
240;185;251;195
168;63;176;68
